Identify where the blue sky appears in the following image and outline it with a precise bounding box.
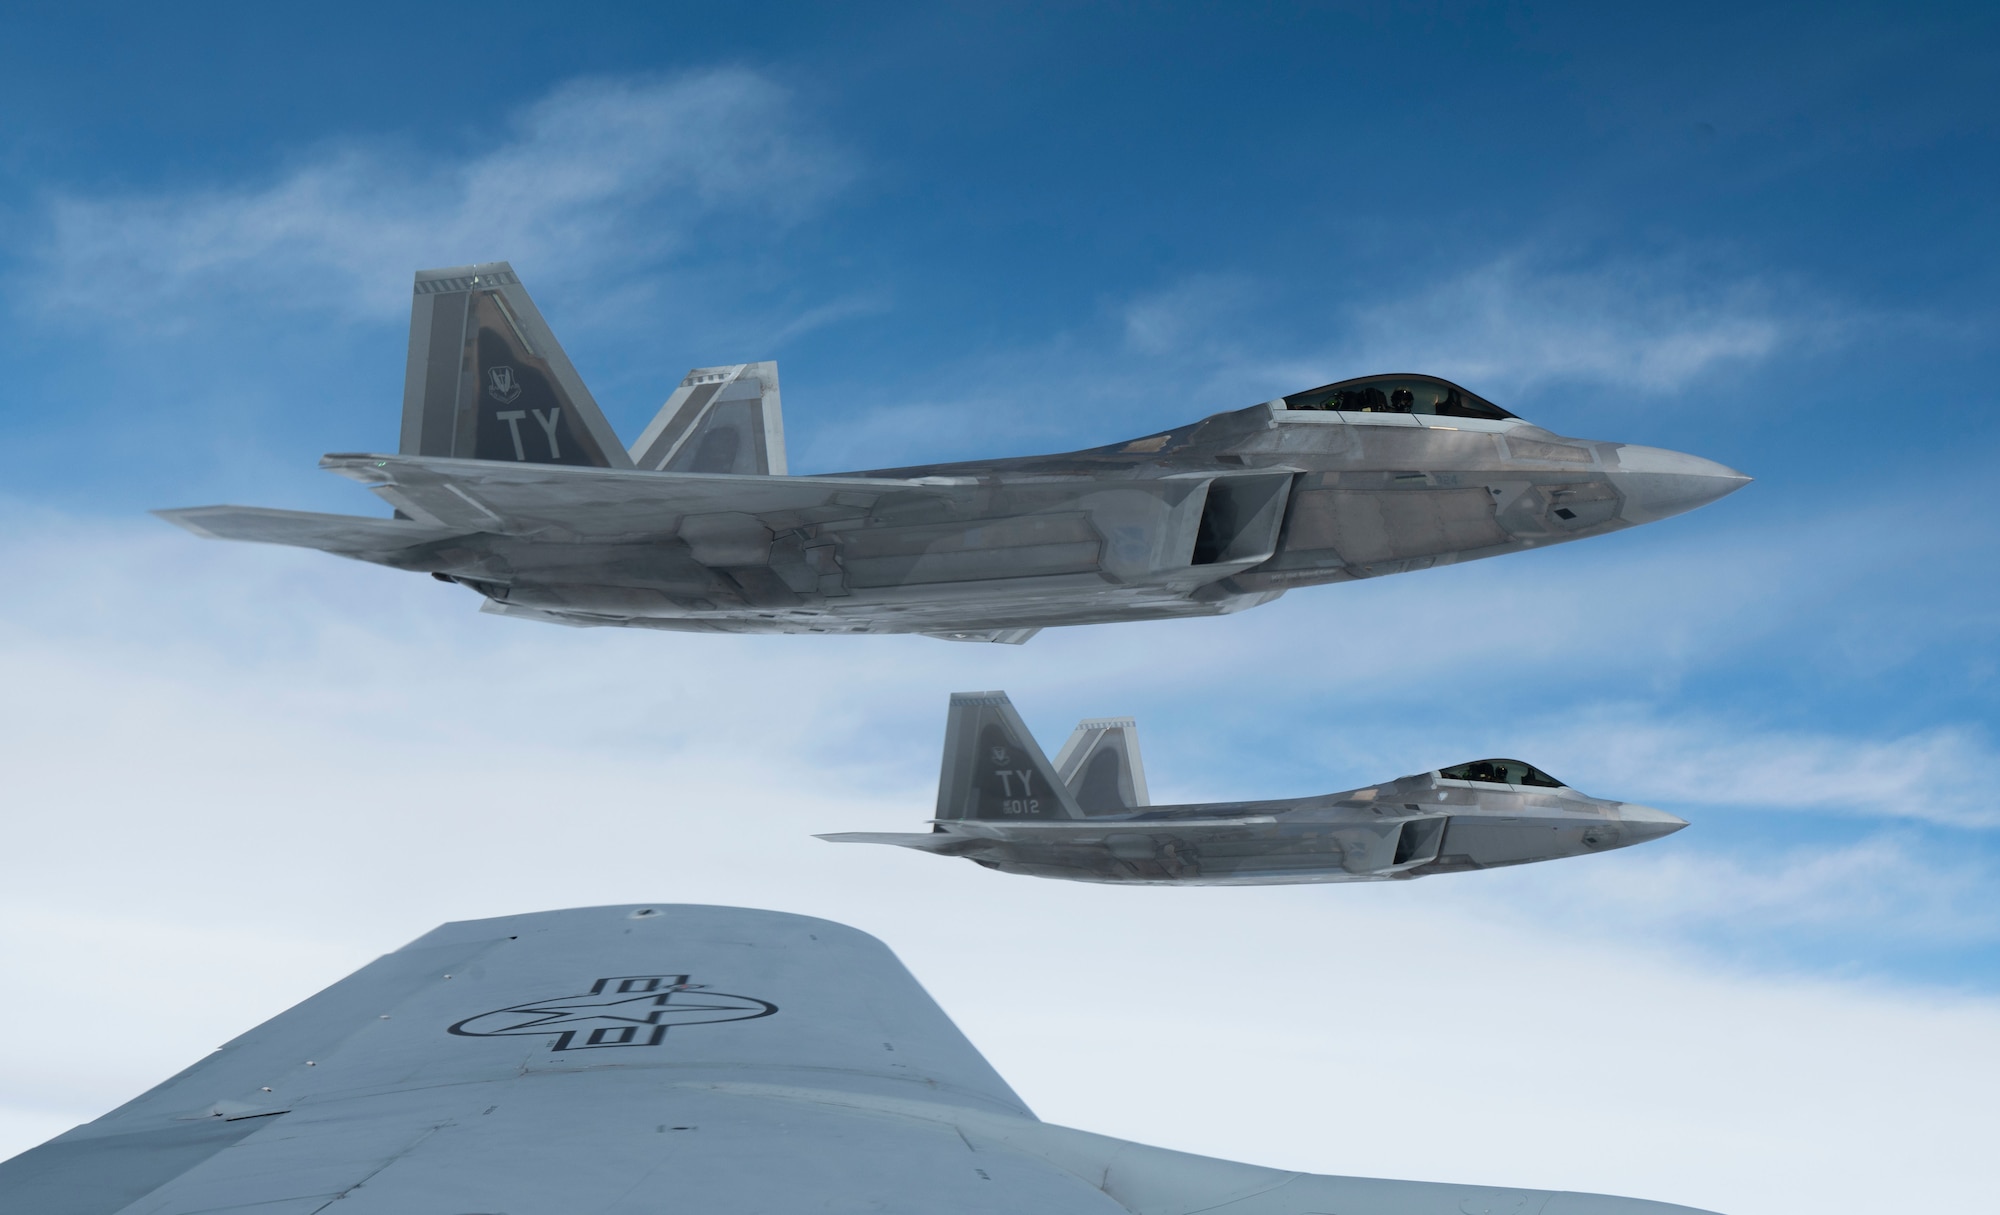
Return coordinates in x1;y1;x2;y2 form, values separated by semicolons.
2;5;1997;1213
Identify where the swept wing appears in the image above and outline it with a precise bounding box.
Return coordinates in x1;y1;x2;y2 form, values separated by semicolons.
0;905;1718;1214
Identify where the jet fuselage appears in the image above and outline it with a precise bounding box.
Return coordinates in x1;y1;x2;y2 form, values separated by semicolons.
822;692;1688;885
374;398;1746;642
877;766;1686;886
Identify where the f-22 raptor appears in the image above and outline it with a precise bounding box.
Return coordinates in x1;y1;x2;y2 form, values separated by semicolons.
160;261;1748;644
822;691;1686;883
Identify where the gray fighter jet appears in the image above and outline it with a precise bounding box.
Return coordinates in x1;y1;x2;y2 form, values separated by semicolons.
822;691;1685;883
0;903;1723;1214
159;261;1748;644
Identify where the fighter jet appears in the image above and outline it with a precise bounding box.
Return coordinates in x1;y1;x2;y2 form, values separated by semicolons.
159;261;1748;644
822;691;1685;883
0;903;1723;1214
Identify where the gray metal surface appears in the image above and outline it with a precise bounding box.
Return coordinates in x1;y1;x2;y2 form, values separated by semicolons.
0;904;1720;1214
629;362;786;475
399;263;631;469
1054;714;1150;813
157;262;1749;643
822;691;1687;884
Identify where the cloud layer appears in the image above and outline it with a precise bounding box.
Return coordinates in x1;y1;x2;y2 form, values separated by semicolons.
1110;253;1810;413
26;72;846;325
2;509;1996;1215
1539;832;2000;943
1327;254;1794;394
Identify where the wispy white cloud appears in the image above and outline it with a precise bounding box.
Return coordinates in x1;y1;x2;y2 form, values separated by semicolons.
745;233;1824;469
25;71;848;325
1119;272;1259;357
1196;697;2000;831
759;290;895;349
1534;713;2000;827
1471;832;2000;948
1324;253;1796;394
829;247;1817;467
1111;252;1819;405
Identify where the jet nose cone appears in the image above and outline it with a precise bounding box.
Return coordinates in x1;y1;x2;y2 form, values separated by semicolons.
1615;802;1688;846
1610;445;1751;524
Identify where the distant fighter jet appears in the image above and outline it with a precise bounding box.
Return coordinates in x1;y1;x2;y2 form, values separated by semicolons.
822;691;1686;882
159;261;1748;644
0;903;1722;1214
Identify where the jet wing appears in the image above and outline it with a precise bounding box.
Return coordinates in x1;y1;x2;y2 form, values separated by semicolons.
319;451;968;537
0;904;1720;1215
152;505;463;561
170;456;1241;597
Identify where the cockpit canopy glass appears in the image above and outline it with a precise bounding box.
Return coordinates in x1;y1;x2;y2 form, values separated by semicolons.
1284;374;1515;421
1439;758;1564;788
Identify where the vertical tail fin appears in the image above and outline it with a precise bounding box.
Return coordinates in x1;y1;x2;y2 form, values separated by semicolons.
1052;717;1150;815
628;362;787;475
936;692;1082;822
400;262;631;468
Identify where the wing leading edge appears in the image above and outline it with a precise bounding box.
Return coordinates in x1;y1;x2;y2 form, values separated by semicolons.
0;905;1722;1215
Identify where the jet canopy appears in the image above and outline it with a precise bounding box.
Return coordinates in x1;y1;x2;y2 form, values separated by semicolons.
1438;758;1565;788
1283;374;1515;421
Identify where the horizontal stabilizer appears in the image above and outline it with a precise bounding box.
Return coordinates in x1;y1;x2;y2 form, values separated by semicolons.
630;363;787;475
1052;716;1150;814
153;506;458;559
815;832;968;853
936;691;1082;822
